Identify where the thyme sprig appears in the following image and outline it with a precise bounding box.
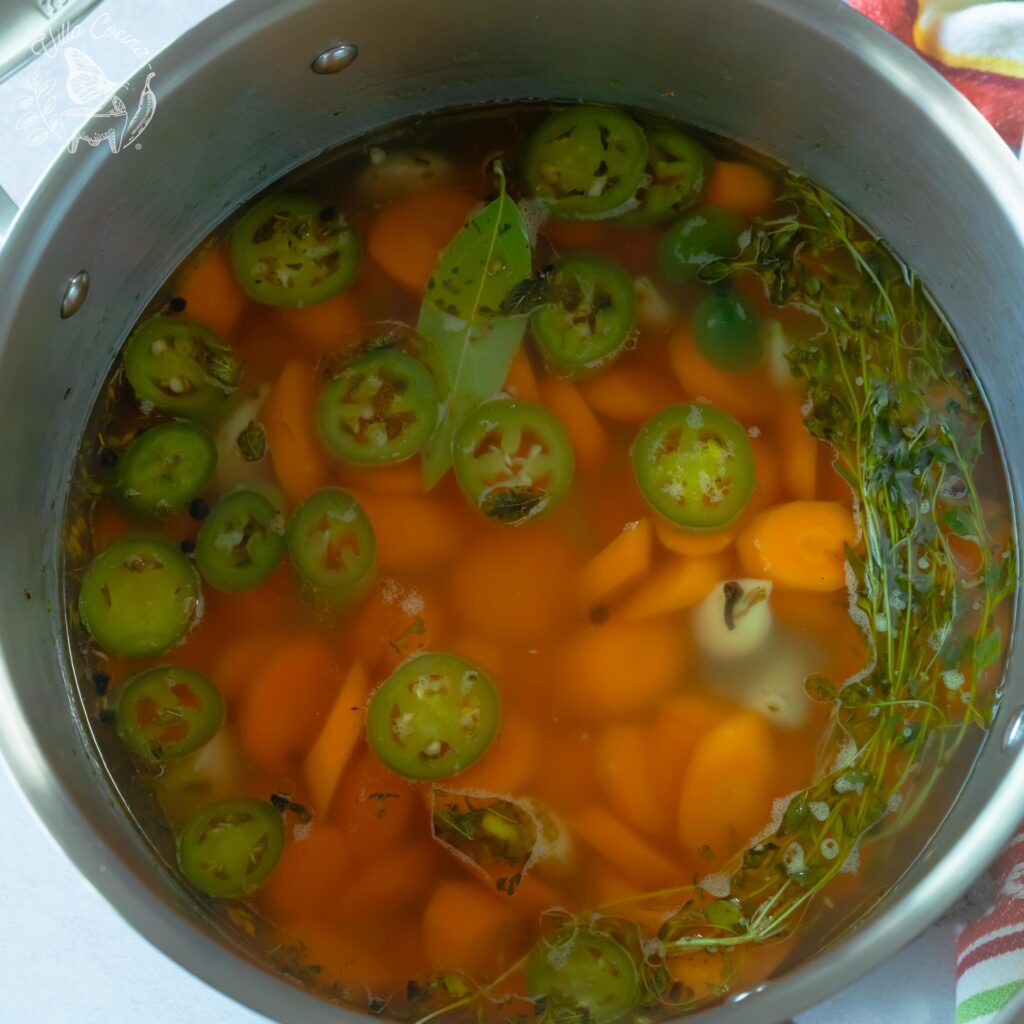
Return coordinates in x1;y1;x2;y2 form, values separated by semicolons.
655;176;1016;969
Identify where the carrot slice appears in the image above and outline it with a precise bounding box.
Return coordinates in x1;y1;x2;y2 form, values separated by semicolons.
304;661;370;818
422;880;520;978
176;246;246;338
581;366;679;424
654;520;734;557
261;825;351;920
263;360;330;507
577;518;652;612
778;393;819;500
455;712;541;793
450;526;576;644
337;460;423;496
238;632;341;778
211;630;285;704
328;747;419;853
349;488;463;574
667;950;731;1001
704;161;776;217
651;692;737;815
346;578;445;675
272;291;364;356
619;554;726;622
668;327;775;421
538;374;609;473
571;806;679;888
736;500;857;592
283;915;423;990
556;619;685;720
677;709;776;863
367;188;478;295
334;839;443;920
594;724;663;838
504;346;541;403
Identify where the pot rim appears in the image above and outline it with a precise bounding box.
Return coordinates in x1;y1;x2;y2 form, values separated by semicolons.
2;1;1024;1022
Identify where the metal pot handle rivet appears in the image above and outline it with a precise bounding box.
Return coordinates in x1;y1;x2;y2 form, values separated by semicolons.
311;43;358;75
1002;706;1024;752
60;271;90;320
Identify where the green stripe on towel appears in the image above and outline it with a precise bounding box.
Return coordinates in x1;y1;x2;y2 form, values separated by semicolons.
956;980;1024;1023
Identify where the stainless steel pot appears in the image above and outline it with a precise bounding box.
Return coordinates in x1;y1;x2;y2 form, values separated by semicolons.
1;0;1023;1021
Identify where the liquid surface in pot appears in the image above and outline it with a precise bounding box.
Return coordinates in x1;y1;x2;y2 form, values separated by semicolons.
64;104;1016;1021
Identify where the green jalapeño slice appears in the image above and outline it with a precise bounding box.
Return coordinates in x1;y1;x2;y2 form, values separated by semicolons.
116;665;225;763
657;205;747;283
196;490;285;592
286;487;375;601
632;402;755;530
618;127;712;227
367;652;500;780
229;194;360;307
453;400;575;526
124;317;242;417
530;253;635;378
116;421;217;518
525;930;641;1024
177;797;284;898
79;537;201;657
318;349;438;464
522;106;648;219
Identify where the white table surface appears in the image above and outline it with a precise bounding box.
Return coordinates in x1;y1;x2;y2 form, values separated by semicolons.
0;2;958;1021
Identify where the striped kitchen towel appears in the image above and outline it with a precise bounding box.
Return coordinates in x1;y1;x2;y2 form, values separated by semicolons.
952;830;1024;1023
850;0;1024;147
848;3;1024;1023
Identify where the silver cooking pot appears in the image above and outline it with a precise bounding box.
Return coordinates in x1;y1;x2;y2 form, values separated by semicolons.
1;0;1023;1021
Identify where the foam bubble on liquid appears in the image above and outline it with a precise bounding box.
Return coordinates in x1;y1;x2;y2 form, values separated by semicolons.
783;842;805;876
942;669;965;691
700;873;731;899
830;738;859;774
809;801;830;822
840;844;861;875
750;793;800;848
820;838;840;861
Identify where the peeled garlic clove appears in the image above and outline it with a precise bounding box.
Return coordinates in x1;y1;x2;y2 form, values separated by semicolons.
694;578;774;660
633;276;675;331
731;648;811;730
213;384;268;493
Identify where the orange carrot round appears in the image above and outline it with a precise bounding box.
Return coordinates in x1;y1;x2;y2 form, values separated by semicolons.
736;500;857;592
261;825;352;920
669;327;775;421
704;161;776;217
238;632;341;778
580;366;680;424
677;709;776;863
367;188;478;295
555;618;686;719
538;374;609;473
272;291;365;356
263;360;330;507
348;487;465;574
449;525;576;644
422;881;522;978
655;519;734;557
176;246;246;338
